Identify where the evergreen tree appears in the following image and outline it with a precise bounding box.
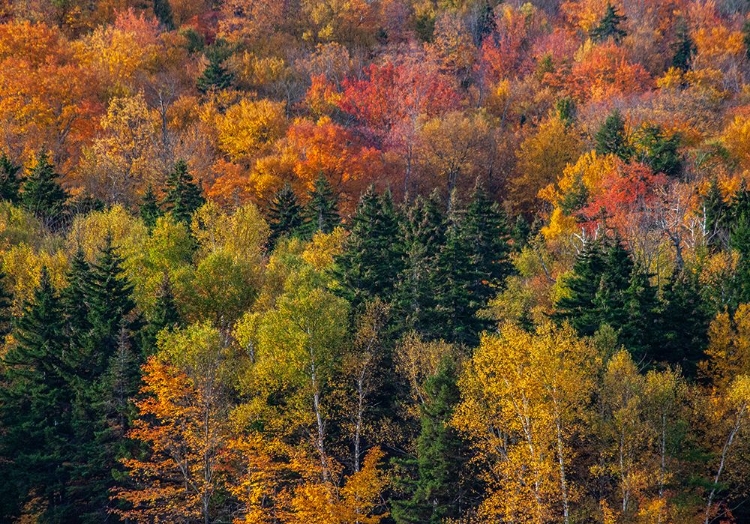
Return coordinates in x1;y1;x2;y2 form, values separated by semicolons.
556;97;576;126
554;239;609;336
671;20;696;72
635;124;682;177
463;181;513;305
590;3;627;43
703;177;729;249
302;174;340;237
20;152;68;228
730;189;750;306
268;184;304;249
744;19;750;60
594;109;632;161
0;268;74;521
336;187;405;312
656;270;710;376
142;272;182;354
153;0;174;30
393;191;446;337
392;359;471;523
432;206;483;346
140;183;162;229
196;45;233;94
61;248;92;354
619;266;660;361
162;160;204;225
511;214;531;251
0;152;21;203
0;270;12;339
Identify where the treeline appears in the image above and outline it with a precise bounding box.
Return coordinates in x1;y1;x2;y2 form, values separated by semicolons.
0;155;749;523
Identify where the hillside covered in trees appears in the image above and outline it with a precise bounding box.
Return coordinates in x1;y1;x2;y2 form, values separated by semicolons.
3;0;750;522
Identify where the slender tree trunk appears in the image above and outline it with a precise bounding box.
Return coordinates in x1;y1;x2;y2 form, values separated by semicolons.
704;405;746;524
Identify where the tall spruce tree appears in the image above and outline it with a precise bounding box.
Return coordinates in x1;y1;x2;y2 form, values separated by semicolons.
463;182;513;305
671;20;696;72
393;191;446;337
656;270;710;376
302;174;340;237
595;109;632;161
392;359;471;523
590;3;627;43
61;248;92;355
432;204;483;346
142;271;182;354
554;239;609;336
139;184;162;229
0;268;74;521
196;45;233;94
337;187;405;311
619;267;660;362
268;184;304;249
0;153;21;203
162;160;204;225
20;152;68;228
635;124;682;177
153;0;174;29
703;177;729;249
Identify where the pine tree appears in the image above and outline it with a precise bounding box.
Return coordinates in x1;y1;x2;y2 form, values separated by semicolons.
594;109;632;161
511;214;531;251
0;269;12;339
463;181;513;305
162;160;204;225
0;268;74;521
196;46;233;94
20;152;68;228
556;97;576;126
336;187;405;311
590;3;627;43
61;248;92;355
671;19;696;72
153;0;174;30
703;177;729;249
635;124;682;177
302;174;340;237
730;189;750;306
554;239;609;336
619;267;660;362
392;359;471;523
0;152;21;203
139;184;162;229
433;206;483;346
393;191;446;337
656;270;710;376
268;184;304;249
141;272;182;354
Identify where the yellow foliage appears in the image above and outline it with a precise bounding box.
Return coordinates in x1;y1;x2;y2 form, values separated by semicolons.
216;98;288;164
301;228;346;270
702;305;750;390
1;244;67;314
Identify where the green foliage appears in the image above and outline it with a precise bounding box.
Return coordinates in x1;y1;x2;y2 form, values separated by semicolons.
268;184;304;248
671;20;696;72
0;153;21;204
302;174;340;237
392;358;469;524
153;0;174;30
594;109;632;161
20;152;68;229
162;160;205;225
139;184;162;229
196;44;234;93
337;186;404;311
590;3;627;43
634;124;682;177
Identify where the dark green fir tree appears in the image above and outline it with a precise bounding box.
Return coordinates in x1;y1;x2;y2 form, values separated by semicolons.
142;271;182;354
463;181;513;305
0;268;74;522
393;191;446;337
0;153;21;204
196;45;233;94
162;160;204;225
590;3;627;43
20;152;68;228
635;124;682;177
594;109;632;161
140;184;162;229
268;184;304;249
153;0;174;30
671;19;696;72
336;186;405;312
302;174;340;237
392;358;472;524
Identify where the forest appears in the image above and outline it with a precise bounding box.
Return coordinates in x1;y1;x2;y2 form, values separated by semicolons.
2;0;750;522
